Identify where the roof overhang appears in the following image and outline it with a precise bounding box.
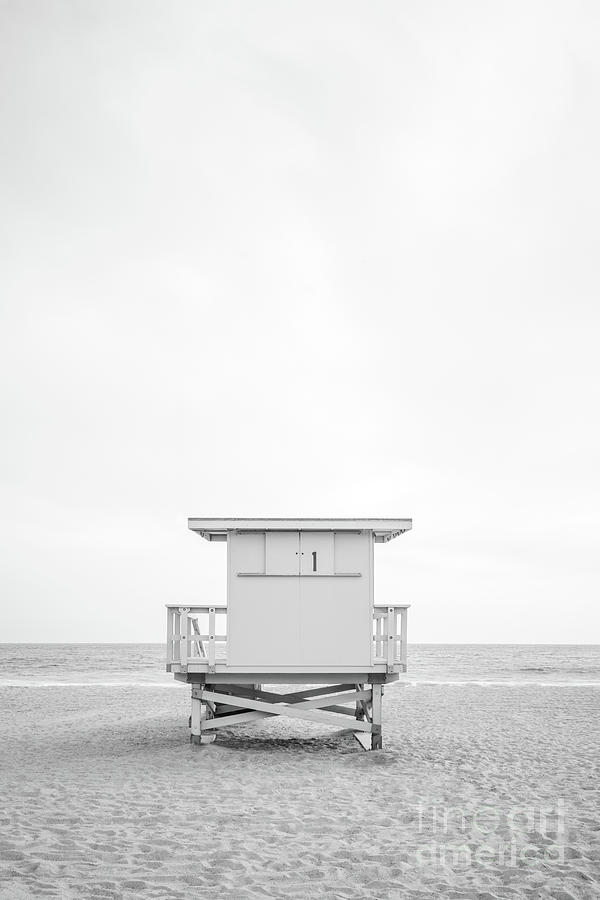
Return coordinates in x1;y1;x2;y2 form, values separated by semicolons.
188;518;412;543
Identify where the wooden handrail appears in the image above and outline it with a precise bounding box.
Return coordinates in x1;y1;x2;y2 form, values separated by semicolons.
167;603;407;668
165;603;227;609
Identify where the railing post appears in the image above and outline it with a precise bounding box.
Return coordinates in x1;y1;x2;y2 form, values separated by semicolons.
166;608;174;664
208;606;216;670
387;607;395;669
376;613;383;660
178;607;190;669
400;607;408;669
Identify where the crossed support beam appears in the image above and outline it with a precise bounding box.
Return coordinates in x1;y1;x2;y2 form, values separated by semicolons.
189;682;384;750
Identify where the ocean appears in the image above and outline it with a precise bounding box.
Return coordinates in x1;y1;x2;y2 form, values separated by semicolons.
1;643;599;686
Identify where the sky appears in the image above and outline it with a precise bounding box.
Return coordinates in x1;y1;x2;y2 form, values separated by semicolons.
1;0;599;643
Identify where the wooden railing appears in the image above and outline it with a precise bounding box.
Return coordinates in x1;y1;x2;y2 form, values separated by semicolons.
372;604;409;669
166;603;409;670
166;605;228;669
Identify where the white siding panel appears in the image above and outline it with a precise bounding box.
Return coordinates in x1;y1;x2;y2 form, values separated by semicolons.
228;578;300;666
298;577;371;666
334;532;370;575
229;532;265;575
266;532;299;575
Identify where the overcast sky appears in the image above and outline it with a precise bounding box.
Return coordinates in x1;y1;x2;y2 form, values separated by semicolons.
2;0;599;643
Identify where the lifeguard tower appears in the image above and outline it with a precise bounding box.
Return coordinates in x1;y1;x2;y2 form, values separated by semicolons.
166;518;412;750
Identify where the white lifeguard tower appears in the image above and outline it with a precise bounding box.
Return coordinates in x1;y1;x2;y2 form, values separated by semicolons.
166;517;412;750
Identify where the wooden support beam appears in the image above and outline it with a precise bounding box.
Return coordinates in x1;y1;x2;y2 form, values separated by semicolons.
206;702;366;731
190;683;202;744
371;683;383;750
359;698;373;723
205;688;370;720
276;684;356;703
353;731;372;751
322;705;357;717
215;688;371;712
190;684;216;745
201;689;373;733
207;703;360;729
190;617;207;659
354;683;364;721
203;709;273;729
189;634;228;642
206;683;356;705
206;695;370;727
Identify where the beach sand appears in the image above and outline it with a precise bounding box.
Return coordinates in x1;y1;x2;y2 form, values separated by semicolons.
0;682;598;899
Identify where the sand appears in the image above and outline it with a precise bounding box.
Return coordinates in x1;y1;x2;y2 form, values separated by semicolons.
0;682;599;899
